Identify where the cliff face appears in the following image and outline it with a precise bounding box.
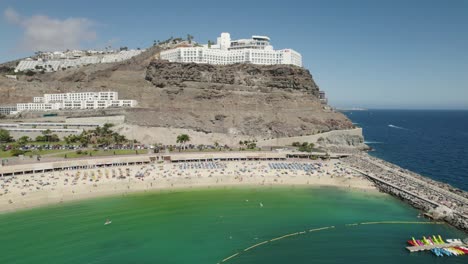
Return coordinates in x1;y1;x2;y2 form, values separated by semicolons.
145;61;319;97
141;60;352;138
0;47;353;141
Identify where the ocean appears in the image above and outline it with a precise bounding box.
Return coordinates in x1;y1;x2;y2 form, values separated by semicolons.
0;188;466;264
343;110;468;191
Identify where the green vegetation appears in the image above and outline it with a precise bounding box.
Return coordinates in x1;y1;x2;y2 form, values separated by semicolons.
35;130;60;142
0;129;13;143
239;140;257;150
0;123;133;158
0;149;72;158
64;123;128;146
295;142;315;152
56;149;147;159
9;149;26;157
176;134;190;149
187;34;194;44
17;136;31;146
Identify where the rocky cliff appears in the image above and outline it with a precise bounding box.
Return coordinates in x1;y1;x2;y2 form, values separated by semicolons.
0;46;354;143
145;61;319;96
140;60;353;139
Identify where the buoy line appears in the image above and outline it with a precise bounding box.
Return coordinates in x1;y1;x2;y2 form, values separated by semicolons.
360;221;445;225
218;221;444;263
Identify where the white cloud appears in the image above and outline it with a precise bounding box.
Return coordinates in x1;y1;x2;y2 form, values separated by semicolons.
4;7;20;24
3;8;97;52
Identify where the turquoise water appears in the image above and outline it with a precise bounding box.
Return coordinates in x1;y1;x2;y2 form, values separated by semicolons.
0;187;465;263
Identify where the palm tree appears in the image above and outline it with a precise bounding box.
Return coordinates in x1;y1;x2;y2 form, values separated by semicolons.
42;129;52;143
176;134;190;150
187;34;194;44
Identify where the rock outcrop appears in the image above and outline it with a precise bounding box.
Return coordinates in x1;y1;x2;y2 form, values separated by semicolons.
145;60;319;96
0;46;354;142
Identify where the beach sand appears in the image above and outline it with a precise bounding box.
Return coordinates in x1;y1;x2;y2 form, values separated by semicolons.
0;159;378;213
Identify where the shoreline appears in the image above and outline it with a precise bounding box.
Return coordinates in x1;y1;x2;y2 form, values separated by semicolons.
0;159;377;214
0;182;381;215
1;151;467;233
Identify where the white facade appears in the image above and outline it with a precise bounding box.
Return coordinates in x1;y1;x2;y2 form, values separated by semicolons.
160;33;302;67
14;50;144;73
43;91;118;103
0;106;17;115
15;92;137;113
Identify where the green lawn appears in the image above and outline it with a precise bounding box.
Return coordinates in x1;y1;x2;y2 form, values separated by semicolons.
54;149;148;159
27;141;67;146
0;149;74;158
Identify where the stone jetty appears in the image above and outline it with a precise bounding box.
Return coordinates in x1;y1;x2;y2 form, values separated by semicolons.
344;153;468;232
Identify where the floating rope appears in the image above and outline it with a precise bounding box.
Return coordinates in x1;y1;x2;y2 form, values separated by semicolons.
217;221;444;263
244;240;270;252
360;221;445;225
220;253;239;263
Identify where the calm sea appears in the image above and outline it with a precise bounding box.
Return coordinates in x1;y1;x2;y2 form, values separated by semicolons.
0;188;466;264
344;110;468;191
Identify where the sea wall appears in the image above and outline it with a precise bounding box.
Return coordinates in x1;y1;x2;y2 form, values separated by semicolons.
372;181;468;232
346;154;468;233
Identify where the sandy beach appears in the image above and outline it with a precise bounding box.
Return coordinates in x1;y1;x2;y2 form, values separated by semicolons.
0;159;377;213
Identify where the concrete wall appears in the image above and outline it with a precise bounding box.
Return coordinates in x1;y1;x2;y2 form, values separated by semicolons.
66;115;125;125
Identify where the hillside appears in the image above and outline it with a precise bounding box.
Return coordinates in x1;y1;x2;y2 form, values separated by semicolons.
0;45;354;144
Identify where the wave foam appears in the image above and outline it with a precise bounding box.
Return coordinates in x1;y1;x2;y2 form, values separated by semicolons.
388;124;409;130
364;141;384;144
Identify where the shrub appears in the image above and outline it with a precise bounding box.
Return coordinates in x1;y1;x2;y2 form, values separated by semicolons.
25;70;35;76
292;142;301;147
247;142;257;149
76;150;88;155
298;142;315;153
11;149;26;156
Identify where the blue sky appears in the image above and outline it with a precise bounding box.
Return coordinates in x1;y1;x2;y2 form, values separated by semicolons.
1;0;467;109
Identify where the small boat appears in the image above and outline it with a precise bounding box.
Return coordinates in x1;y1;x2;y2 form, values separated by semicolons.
456;246;468;253
441;248;452;256
431;248;443;257
446;238;462;244
104;219;112;225
438;235;444;244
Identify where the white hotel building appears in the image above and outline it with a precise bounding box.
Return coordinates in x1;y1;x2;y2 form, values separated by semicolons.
14;49;144;73
16;91;137;113
160;33;302;67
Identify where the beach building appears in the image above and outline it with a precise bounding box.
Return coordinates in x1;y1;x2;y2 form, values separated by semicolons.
319;91;328;105
0;105;17;115
160;33;302;67
15;91;137;113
